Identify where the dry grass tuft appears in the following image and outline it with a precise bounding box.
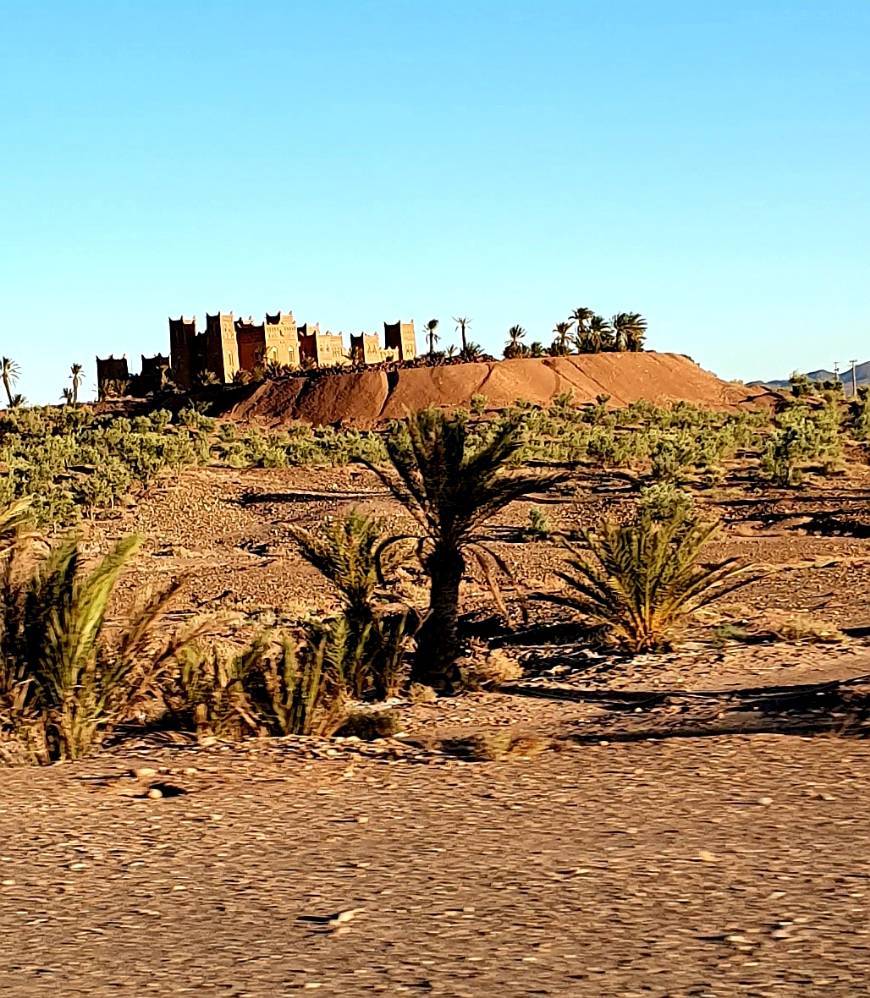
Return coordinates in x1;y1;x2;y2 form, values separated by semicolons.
456;641;523;690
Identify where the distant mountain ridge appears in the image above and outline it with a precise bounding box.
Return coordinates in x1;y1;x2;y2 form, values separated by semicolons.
751;360;869;391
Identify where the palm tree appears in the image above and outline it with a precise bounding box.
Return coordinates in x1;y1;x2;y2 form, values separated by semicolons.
587;315;613;353
504;325;527;359
368;409;566;689
61;388;74;405
529;341;545;358
569;307;595;351
551;321;573;356
453;316;472;354
424;318;440;356
612;312;648;352
1;357;20;407
69;363;84;404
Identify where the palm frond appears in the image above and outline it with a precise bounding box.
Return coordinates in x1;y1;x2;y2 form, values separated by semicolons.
543;510;759;653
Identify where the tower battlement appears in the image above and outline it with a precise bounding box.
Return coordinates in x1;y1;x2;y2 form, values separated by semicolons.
97;309;417;398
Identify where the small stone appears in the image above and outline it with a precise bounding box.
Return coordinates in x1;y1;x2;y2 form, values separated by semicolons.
1;879;15;887
697;850;719;863
758;797;774;806
68;862;88;871
356;816;369;824
131;767;157;779
146;788;164;800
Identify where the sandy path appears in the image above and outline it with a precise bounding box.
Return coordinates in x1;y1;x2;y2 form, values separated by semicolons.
1;735;868;996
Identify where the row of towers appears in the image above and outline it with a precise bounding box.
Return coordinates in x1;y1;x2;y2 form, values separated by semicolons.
168;312;417;389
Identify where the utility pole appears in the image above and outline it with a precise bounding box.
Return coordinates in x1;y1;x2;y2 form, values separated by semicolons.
850;359;858;398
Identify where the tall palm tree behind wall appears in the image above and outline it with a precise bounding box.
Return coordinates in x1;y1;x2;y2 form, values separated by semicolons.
69;363;84;404
424;319;440;355
453;316;471;354
612;312;648;352
1;357;20;407
551;321;573;355
569;307;596;351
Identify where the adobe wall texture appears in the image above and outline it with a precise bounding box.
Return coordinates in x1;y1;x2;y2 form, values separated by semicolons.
98;312;416;398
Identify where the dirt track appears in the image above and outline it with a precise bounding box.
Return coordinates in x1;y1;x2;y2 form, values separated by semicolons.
1;733;868;996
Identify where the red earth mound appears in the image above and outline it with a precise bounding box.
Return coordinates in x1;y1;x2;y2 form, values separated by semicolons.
223;353;774;427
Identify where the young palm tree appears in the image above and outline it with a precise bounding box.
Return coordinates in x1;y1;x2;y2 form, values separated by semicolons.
424;318;440;355
504;325;527;359
461;341;485;361
289;510;414;700
368;408;566;689
529;341;545;358
61;388;74;405
69;363;84;404
543;509;757;653
453;316;472;354
0;531;188;760
551;321;573;356
290;510;403;622
1;357;20;407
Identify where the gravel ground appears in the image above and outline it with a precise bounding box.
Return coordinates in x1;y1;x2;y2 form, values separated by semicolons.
1;733;868;997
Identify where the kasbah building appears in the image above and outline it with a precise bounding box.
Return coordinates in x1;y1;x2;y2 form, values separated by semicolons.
96;313;417;398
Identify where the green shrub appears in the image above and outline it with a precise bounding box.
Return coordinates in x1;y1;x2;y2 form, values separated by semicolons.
525;507;552;538
637;482;695;523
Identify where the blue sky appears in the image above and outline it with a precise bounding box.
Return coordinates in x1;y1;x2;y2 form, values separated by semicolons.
2;0;868;402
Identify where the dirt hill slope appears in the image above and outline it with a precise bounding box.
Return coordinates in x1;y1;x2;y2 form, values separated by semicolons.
226;352;772;427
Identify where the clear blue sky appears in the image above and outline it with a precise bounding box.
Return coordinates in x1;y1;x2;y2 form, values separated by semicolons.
2;0;868;402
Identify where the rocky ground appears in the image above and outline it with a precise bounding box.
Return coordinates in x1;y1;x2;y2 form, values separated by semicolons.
3;459;869;995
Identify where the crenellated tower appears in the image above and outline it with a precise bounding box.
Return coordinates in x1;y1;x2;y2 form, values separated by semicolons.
204;313;239;383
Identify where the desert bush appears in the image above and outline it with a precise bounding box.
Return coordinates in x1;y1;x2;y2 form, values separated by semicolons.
337;708;400;740
637;482;695;523
849;388;870;441
543;507;758;653
525;506;552;539
761;400;843;485
455;640;523;690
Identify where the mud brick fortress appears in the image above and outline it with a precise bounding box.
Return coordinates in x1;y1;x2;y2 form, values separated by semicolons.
96;313;417;398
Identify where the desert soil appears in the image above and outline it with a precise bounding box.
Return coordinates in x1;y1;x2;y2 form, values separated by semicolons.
2;459;869;995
